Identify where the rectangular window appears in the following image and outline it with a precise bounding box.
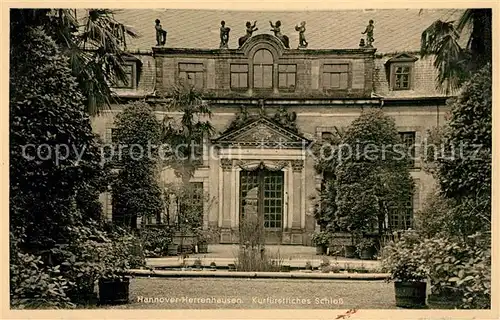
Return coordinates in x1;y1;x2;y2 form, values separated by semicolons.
175;182;204;228
322;64;349;89
253;65;273;88
278;64;296;89
230;64;249;88
392;65;412;90
389;194;414;231
113;63;134;89
179;63;204;88
399;132;416;167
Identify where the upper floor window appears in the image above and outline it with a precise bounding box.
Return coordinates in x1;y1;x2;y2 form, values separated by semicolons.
399;131;416;167
386;53;418;91
231;64;249;89
179;63;204;88
253;49;273;89
392;65;412;90
322;64;349;89
112;63;135;89
278;64;296;89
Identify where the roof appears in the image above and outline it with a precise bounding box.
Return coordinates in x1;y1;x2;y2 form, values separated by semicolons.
112;9;463;53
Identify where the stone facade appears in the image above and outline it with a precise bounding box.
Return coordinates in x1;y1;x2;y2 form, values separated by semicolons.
91;10;453;245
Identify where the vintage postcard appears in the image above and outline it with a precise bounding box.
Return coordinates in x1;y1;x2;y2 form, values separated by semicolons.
2;1;498;319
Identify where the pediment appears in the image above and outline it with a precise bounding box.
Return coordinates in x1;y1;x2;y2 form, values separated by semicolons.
213;117;311;149
386;53;419;64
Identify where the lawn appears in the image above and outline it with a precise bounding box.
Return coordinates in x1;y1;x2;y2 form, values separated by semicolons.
106;277;397;309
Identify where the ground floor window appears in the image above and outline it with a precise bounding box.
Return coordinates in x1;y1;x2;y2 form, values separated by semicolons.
388;194;413;230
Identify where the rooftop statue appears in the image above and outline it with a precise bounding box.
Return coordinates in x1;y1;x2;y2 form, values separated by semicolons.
155;19;167;46
219;20;231;49
295;21;308;49
361;19;374;47
269;20;290;48
238;21;258;48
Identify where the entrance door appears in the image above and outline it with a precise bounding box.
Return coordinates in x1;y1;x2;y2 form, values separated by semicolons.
240;169;284;244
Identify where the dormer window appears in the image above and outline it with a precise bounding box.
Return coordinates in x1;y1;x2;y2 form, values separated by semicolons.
393;65;411;89
386;53;418;91
112;62;136;89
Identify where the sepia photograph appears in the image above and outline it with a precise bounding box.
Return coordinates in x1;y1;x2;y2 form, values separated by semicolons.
5;2;497;319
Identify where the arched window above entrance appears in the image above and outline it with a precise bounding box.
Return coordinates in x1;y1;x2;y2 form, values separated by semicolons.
253;49;273;89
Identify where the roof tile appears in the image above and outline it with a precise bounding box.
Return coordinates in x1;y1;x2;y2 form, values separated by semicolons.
111;9;463;53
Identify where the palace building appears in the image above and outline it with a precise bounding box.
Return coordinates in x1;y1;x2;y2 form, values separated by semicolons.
93;9;457;245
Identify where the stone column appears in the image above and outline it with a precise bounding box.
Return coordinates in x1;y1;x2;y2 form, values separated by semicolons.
291;160;304;229
282;166;289;229
220;159;233;228
287;164;294;229
232;167;241;228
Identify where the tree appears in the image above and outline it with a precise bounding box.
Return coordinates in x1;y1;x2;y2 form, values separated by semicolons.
10;9;138;116
334;109;415;240
420;9;492;93
10;26;106;250
312;128;344;231
435;64;491;238
161;82;215;184
111;102;163;228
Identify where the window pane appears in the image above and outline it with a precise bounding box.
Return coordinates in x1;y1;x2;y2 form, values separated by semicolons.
287;73;296;88
231;73;239;87
254;65;263;87
231;64;248;72
240;74;247;87
254;49;273;64
278;73;287;88
279;64;296;72
195;72;204;88
339;73;348;89
331;73;340;87
403;66;410;73
192;64;204;72
263;65;272;88
323;72;331;88
324;64;348;72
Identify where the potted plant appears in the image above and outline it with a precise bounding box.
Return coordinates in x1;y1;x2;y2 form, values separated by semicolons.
166;237;179;256
196;227;219;254
312;231;330;255
356;238;376;260
98;232;145;305
381;231;427;308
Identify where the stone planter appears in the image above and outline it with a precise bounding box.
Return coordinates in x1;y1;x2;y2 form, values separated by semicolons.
179;244;193;254
394;281;427;308
427;288;463;309
344;245;356;258
98;277;130;305
281;265;291;272
328;245;344;256
359;246;376;260
167;243;178;256
198;241;208;253
315;245;326;255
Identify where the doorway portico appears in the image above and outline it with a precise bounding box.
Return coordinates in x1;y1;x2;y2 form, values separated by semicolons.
212;117;310;244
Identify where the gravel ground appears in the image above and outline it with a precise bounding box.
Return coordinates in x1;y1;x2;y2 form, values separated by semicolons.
106;277;397;309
